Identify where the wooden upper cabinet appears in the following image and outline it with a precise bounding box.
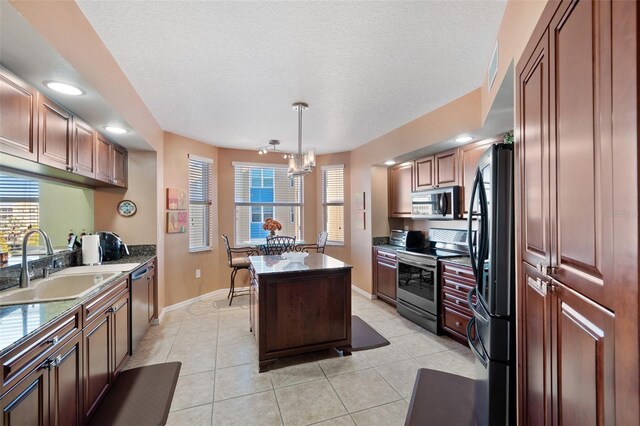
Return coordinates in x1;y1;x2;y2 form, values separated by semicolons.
519;31;552;270
112;145;127;188
459;139;494;215
434;149;459;187
38;96;73;171
95;134;113;183
548;0;613;308
413;155;434;191
389;162;413;218
0;68;38;161
72;118;96;178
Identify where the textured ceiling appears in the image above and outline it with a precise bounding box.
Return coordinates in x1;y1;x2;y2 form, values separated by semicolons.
77;1;507;154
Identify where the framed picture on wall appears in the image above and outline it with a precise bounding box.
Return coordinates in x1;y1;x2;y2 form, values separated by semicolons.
167;188;187;210
355;211;366;230
167;211;187;233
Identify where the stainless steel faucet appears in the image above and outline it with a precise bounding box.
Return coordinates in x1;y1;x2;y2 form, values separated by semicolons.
20;229;54;288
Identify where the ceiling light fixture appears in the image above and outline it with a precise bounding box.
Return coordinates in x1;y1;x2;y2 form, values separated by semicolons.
104;126;128;134
287;102;315;179
257;139;291;158
384;160;397;166
455;135;473;143
44;81;84;96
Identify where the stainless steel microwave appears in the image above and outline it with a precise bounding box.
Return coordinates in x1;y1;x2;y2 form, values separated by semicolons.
411;186;461;220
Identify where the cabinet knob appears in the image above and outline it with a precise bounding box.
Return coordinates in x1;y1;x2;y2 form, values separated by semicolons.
455;299;460;305
455;321;462;327
107;306;115;313
66;166;73;171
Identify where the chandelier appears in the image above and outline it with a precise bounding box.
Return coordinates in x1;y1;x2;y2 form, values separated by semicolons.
287;102;315;178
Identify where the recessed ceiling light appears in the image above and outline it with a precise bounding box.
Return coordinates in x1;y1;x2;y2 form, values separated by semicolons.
455;136;473;143
104;126;128;134
44;81;83;96
384;160;396;166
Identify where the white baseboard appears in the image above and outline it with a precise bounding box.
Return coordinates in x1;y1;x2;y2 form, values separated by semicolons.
351;284;376;300
154;286;249;324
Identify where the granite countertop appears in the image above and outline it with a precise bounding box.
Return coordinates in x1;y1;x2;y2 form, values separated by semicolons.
441;256;473;268
0;253;156;357
374;244;403;252
249;253;352;275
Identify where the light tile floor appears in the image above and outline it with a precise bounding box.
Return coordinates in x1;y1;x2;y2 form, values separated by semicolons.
126;292;476;426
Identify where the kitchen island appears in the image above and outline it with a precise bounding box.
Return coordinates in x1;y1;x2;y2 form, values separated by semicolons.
249;253;352;372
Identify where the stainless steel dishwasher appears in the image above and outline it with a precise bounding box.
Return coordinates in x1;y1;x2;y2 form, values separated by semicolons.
130;264;150;353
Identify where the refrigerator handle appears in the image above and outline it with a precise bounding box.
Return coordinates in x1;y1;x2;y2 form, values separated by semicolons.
476;171;489;289
467;169;481;278
466;316;488;367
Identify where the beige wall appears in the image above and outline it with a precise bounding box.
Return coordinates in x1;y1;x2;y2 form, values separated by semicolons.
39;180;94;247
480;0;549;122
162;132;219;306
94;151;157;244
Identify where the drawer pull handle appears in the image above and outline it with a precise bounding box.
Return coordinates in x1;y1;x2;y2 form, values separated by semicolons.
47;336;59;346
455;270;460;275
455;321;462;327
455;285;460;290
455;299;460;305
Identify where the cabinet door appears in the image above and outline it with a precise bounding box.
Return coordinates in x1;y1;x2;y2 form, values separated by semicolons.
388;162;413;217
551;281;615;425
112;145;127;187
38;96;72;170
434;149;458;187
518;31;552;269
83;312;111;421
520;262;552;426
375;252;397;304
459;140;494;215
0;69;38;161
72;119;96;178
111;292;130;379
0;364;49;426
413;156;434;191
95;134;113;183
50;332;83;426
548;0;613;308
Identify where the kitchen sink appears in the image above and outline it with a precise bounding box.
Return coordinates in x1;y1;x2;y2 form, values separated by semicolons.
0;272;119;306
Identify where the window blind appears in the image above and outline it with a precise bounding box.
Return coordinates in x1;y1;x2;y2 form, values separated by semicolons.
233;162;303;245
0;173;40;251
322;165;344;244
189;155;213;252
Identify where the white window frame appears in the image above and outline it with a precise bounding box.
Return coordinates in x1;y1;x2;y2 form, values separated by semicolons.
232;162;304;245
321;164;345;246
188;154;214;253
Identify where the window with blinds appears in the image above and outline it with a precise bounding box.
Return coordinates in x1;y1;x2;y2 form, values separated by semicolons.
233;162;303;245
322;165;344;244
188;155;214;252
0;172;40;252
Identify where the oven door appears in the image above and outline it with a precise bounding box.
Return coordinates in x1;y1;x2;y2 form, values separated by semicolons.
396;259;437;314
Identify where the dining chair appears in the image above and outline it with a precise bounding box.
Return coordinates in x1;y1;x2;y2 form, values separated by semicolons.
263;235;296;255
222;235;258;305
298;231;329;253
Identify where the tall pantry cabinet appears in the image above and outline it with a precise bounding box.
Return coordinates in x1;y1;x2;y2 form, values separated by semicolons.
516;0;638;424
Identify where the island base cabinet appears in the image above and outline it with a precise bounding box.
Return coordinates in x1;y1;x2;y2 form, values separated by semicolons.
0;367;49;426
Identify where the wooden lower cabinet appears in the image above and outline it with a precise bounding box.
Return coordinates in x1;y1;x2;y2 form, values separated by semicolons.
83;312;111;421
0;364;49;426
50;332;83;426
84;288;130;421
521;261;615;425
373;248;397;306
439;261;475;344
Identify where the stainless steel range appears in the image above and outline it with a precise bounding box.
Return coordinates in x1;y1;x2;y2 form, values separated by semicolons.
396;228;473;334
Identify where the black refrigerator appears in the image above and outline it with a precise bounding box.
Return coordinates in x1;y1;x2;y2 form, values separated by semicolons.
466;143;515;426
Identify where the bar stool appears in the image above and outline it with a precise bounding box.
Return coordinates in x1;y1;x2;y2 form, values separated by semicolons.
297;231;328;253
222;235;258;306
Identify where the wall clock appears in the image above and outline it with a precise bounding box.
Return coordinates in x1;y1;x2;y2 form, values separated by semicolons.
117;200;137;217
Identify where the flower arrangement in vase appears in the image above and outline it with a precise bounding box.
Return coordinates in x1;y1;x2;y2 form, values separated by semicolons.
263;218;282;237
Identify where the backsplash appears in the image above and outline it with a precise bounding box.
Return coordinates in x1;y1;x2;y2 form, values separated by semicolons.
0;245;156;291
